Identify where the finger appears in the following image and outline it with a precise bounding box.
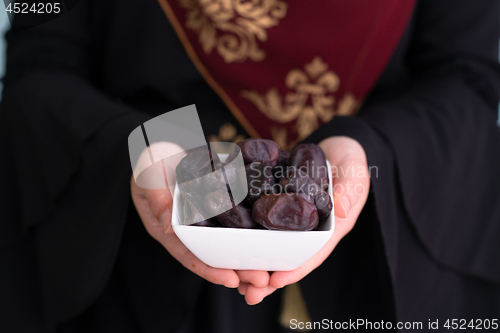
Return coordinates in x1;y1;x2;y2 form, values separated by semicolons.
133;142;184;233
131;186;175;236
244;285;277;305
144;188;173;232
269;230;342;288
269;265;314;290
163;232;240;288
236;270;270;288
238;282;250;295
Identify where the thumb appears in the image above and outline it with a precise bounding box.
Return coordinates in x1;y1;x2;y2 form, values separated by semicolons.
318;137;369;220
132;158;175;234
144;187;174;233
330;155;370;219
133;157;175;233
133;142;185;234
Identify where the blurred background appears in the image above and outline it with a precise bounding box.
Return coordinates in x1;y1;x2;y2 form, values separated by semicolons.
0;2;11;100
0;3;499;121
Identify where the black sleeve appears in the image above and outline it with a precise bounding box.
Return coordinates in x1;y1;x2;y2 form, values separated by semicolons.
1;1;152;327
305;0;500;283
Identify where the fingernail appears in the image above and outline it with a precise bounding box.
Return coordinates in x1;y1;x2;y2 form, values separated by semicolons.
341;197;351;218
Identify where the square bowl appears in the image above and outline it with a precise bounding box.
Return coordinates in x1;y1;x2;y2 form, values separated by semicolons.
172;156;335;271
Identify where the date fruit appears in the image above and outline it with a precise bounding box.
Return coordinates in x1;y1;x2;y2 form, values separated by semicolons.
182;196;207;225
280;167;321;198
315;189;333;220
179;181;207;218
205;190;233;217
237;138;280;167
180;139;332;230
190;219;223;227
280;168;332;219
278;150;290;167
176;146;219;183
252;193;319;231
203;169;228;193
204;162;246;194
289;144;328;189
273;150;290;181
215;204;259;229
245;161;275;206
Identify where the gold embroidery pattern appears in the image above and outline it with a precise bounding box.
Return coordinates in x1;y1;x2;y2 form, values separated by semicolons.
178;0;287;63
208;123;246;151
241;57;359;149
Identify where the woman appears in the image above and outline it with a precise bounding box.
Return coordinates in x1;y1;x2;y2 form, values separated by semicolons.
1;0;499;332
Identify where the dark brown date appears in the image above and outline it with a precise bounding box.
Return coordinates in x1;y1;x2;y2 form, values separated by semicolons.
237;138;280;167
252;193;319;231
178;177;204;203
221;163;247;191
176;141;329;231
179;182;208;219
245;161;275;206
204;190;233;217
176;146;219;183
273;150;290;181
279;167;321;198
204;160;246;194
215;204;259;229
289;144;328;189
278;150;290;167
177;147;219;212
182;196;207;225
315;189;333;220
190;219;223;227
203;169;227;193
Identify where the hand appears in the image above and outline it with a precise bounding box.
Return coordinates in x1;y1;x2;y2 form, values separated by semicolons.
130;142;270;294
238;136;370;303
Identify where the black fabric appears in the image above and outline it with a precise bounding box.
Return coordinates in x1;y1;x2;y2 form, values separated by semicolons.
301;0;500;325
306;0;500;284
1;0;499;332
299;194;397;324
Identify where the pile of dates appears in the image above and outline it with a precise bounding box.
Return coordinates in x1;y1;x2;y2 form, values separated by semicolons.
176;138;332;231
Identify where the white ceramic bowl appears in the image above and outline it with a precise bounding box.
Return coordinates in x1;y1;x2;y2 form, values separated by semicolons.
172;156;335;271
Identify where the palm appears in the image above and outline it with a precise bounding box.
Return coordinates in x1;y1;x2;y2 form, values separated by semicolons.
244;136;370;299
130;142;271;298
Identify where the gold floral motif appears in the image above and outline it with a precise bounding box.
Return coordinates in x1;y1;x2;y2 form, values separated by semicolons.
178;0;287;63
270;127;290;150
208;123;246;152
241;57;359;149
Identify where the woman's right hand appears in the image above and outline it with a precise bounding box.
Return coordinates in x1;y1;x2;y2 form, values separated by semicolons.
130;142;273;304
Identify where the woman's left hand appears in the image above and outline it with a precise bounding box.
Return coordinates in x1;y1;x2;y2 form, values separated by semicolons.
238;136;371;305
